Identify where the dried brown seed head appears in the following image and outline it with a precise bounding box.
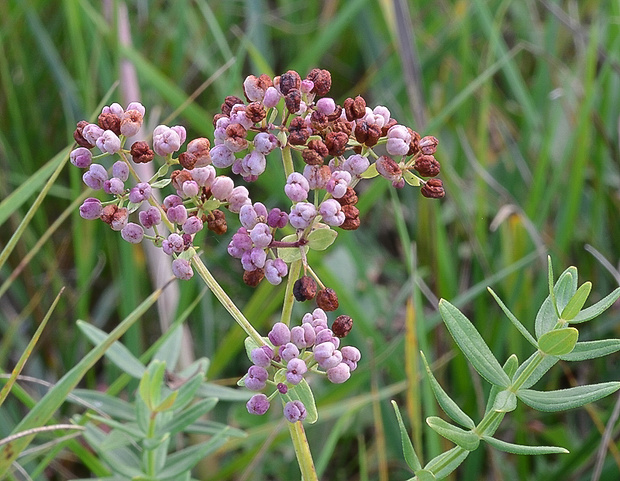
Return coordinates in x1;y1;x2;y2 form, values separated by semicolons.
343;96;366;121
170;169;193;192
354;121;381;147
280;70;302;95
332;315;353;338
420;178;445;199
325;131;348;156
336;187;358;206
293;275;317;301
244;267;264;287
221;96;244;116
285;89;302;113
206;209;227;234
97;112;121;136
130;141;155;164
246;102;267;123
414;155;440;177
316;288;339;311
340;205;360;230
306;68;332;96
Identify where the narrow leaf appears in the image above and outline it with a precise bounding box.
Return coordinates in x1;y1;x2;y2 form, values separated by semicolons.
561;282;591;320
492;390;517;413
538;328;578;356
482;435;569;455
517;382;620;412
558;339;620;362
535;297;558;340
488;287;537;347
86;414;144;439
158;430;229;478
512;352;558;390
439;300;510;387
403;169;420;186
391;401;422;471
554;268;578;312
426;417;479;451
158;398;218;436
420;352;475;428
486;354;519;415
415;470;436;481
70;389;135;421
570;288;620;324
424;446;469;479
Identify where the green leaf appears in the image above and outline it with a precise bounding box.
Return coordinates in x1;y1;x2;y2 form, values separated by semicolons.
511;352;558;390
415;470;436;481
517;382;620;412
492;390;517;413
158;398;218;436
78;322;146;379
424;446;469;479
306;227;338;251
558;339;620;361
277;234;308;263
555;268;578;312
391;401;422;471
426;417;479;451
482;435;569;455
71;389;135;421
561;282;591;320
535;297;558;340
86;414;144;440
158;430;229;478
360;162;379;179
420;352;475;429
536;264;578;338
154;391;178;413
171;373;207;412
150;178;171;189
243;336;271;363
570;287;620;324
486;354;519;415
181;420;246;438
439;300;510;387
153;324;183;371
538;328;578;356
127;201;143;214
403;169;420;186
138;370;152;410
155;162;170;179
487;288;537;348
148;361;168;407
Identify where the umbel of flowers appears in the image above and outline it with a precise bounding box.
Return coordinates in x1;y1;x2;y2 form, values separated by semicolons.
70;68;444;421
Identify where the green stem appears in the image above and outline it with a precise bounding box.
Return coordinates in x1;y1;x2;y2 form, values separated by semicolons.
280;259;302;326
191;256;264;346
288;420;318;481
282;145;295;178
146;414;157;476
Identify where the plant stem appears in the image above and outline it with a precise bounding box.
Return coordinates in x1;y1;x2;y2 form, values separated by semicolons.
288;420;318;481
280;259;302;326
146;414;157;476
282;145;295;178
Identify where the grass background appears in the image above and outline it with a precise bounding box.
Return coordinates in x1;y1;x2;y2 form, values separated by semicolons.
1;0;619;479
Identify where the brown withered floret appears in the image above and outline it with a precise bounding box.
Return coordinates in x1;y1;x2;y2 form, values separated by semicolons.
332;315;353;338
381;118;398;137
326;106;343;122
376;155;402;182
206;209;227;234
279;70;302;95
130;141;155;164
98;113;122;136
306;68;331;96
419;135;439;155
225;123;248;151
309;110;329;132
221;96;244;116
178;152;197;170
331;118;353;136
301;139;329;166
212;113;228;127
343;96;366;121
170;169;193;192
293;275;317;301
99;205;118;225
325;131;348;156
354;121;381;147
288;117;311;146
421;178;445;199
414;155;440;177
74;120;94;148
340;205;360;230
285;89;302;114
244;268;264;287
245;102;267;123
316;288;339;311
407;128;421;156
336;187;358;206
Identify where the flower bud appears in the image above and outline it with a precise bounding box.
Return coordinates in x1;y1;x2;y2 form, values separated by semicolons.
285;358;307;385
327;362;351;384
182;216;203;235
268;322;291;346
70;147;93;168
283;400;307;423
121;223;144;244
281;343;300;363
264;258;288;285
120;109;143;137
289;202;317;229
79;198;103;220
82;163;108;190
139;206;162;229
73;120;94;148
128;182;152;204
247;393;270;415
96;130;121;154
251;345;274;368
172;258;194;280
211;176;234;200
245;365;268;391
375;155;402;182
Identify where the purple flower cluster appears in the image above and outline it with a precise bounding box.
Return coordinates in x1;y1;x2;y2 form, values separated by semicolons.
245;308;361;422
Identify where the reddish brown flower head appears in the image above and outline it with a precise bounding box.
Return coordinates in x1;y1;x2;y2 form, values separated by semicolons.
336;187;358;206
306;68;332;96
225;123;248;151
170;169;193;192
354;121;381;147
343;96;367;121
340;205;360;230
419;135;439;155
206;209;227;234
97;113;122;136
376;155;402;182
302;139;329;165
407;128;421;156
288;117;312;146
285;89;302;114
421;178;445;198
246;102;267;123
310;110;329;132
212;113;228;127
332;315;353;338
244;267;264;287
99;204;118;225
325;131;348;156
74;120;94;148
316;288;339;311
130;141;155;164
331;118;353;136
293;275;317;301
279;70;302;95
414;155;440;177
178;152;197;170
221;95;244;116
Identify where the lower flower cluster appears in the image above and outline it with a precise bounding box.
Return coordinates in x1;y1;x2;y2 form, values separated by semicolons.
244;308;361;422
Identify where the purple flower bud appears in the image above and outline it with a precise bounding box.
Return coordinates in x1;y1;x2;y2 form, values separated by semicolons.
240;151;266;177
341;346;361;371
211;176;234;200
264;258;288;285
327;362;351;384
182;216;203;235
313;342;342;369
316;329;339;349
112;161;129;182
163;233;185;254
82;124;104;145
289;202;317;229
245;365;269;391
103;177;125;196
268;322;291;346
285;173;310;202
342;154;370;176
153;125;181;156
286;357;307;385
251;345;274;368
372;105;391;127
325;170;351;199
171;258;193;280
386;125;411;156
110;207;129;231
241;247;267;271
228;186;251;213
128;182;152;204
300;79;314;94
120;110;143;137
126;101;145;117
253;132;279;155
192;166;216;187
103;102;124;116
163;194;183;209
139;206;162;229
267;208;289;229
249;223;272;248
283;400;307;423
121;222;144;244
263;86;281;109
182;180;200;198
70;147;93;168
247;393;270;415
82;163;108;190
316;97;336;115
243;75;267;102
228;228;252;258
79;198;103;220
210;143;236;168
277;383;288;394
280;343;300;363
302;308;328;330
171;125;187;145
166;204;188;225
230;106;254;130
291;323;316;349
303;164;331;190
239;204;261;229
96;130;121;154
318;199;345;226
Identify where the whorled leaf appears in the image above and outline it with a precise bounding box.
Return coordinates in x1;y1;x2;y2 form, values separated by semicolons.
482;435;569;455
537;327;578;356
426;416;479;451
570;287;620;324
560;282;591;320
423;446;469;479
558;339;620;362
487;288;537;348
391;401;422;472
517;382;620;412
